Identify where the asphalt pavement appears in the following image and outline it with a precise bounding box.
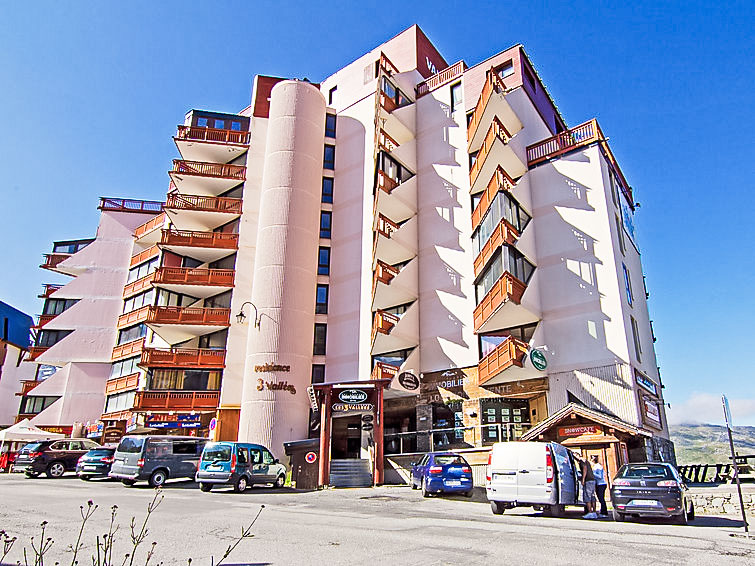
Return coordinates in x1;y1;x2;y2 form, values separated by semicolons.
0;473;752;565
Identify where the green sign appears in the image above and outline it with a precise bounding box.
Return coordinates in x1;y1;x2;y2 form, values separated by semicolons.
530;349;548;371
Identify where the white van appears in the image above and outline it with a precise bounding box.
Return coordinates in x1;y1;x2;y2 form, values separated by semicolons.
486;441;581;516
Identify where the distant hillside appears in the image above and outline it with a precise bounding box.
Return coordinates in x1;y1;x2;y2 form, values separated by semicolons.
670;424;755;465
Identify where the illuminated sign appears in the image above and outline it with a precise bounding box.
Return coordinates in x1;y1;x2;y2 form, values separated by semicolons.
338;390;368;404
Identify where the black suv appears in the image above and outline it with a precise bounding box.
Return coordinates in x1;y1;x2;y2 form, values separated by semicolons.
15;439;101;478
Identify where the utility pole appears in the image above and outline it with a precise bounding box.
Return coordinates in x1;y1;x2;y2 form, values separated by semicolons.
722;395;748;534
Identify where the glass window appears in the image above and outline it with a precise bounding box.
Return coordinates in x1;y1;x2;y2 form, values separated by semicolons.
116;436;144;454
630;316;642;362
623;264;633;306
117;324;146;345
320;211;332;239
109;356;141;379
198;329;228;350
479;323;537;358
249;448;262;464
262;450;274;464
328;85;337;105
318;247;330;275
123;289;154;314
104;391;135;414
323;145;335;169
315;284;329;314
325;114;337;138
322;177;334;203
450;82;462;112
127;257;158;283
371;349;411;367
237;447;248;464
148;369;222;391
172;441;198;455
36;329;72;347
497;60;514;79
202;443;231;461
312;364;325;384
214;119;224;129
472;191;530;255
43;298;78;315
230;121;241;131
475;246;534;303
616;215;626;255
313;324;327;355
379;152;413;184
197;117;208;127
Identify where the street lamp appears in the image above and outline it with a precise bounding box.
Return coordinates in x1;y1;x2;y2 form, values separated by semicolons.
236;301;260;328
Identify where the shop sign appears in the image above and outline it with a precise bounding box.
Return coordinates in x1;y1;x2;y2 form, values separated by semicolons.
86;421;104;438
558;425;600;437
38;425;72;435
642;396;662;427
361;414;374;423
254;363;291;373
530;349;548;371
486;377;549;397
338;389;368;404
257;379;296;394
103;427;124;444
361;422;374;432
635;373;658;396
307;386;318;410
305;451;317;464
332;403;373;413
126;414;139;433
398;372;419;390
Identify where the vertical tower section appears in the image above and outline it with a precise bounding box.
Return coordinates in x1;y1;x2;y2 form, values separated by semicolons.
238;80;326;454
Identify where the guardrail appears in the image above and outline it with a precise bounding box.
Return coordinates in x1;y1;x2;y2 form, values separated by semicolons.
384;423;532;455
416;60;467;98
99;197;164;213
176;125;250;145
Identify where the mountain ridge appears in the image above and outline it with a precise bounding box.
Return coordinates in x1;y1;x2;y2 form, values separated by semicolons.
670;424;755;465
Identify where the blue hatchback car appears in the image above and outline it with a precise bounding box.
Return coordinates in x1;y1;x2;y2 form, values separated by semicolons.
411;452;474;497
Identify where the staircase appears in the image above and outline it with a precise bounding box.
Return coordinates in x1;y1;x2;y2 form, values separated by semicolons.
329;459;373;487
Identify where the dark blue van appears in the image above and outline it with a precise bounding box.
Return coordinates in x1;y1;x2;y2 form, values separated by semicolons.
196;442;287;492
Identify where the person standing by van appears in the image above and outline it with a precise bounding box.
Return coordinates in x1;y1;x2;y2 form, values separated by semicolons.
580;456;597;519
590;455;608;517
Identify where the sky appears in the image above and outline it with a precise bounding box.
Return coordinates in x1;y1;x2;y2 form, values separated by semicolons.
0;1;753;425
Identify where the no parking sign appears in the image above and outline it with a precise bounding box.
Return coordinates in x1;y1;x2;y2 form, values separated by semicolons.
305;451;317;464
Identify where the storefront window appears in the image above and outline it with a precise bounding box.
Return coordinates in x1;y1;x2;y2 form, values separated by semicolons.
480;398;529;444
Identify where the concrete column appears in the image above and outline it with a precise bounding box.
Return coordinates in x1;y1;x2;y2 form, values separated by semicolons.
238;80;326;458
416;403;433;452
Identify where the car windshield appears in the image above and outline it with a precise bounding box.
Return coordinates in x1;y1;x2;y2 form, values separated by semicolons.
435;455;467;466
87;449;114;457
19;443;43;453
618;465;672;479
202;443;232;462
116;437;145;454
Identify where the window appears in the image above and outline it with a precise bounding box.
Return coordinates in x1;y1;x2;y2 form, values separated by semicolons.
172;441;199;455
197;117;208;127
20;395;58;415
315;284;329;314
616;215;626;255
450;82;462;112
123;289;154;314
43;298;78;316
320;211;332;238
230;121;241;131
609;169;620;207
497;60;515;79
472;191;531;255
262;450;275;464
371;348;412;368
117;324;146;345
479;323;537;358
104;391;135;414
328;86;337;105
127;257;158;283
312;364;325;384
237;447;248;464
198;329;228;350
148;369;222;390
630;316;642;362
379;152;413;184
322;177;334;203
325;114;337;138
110;356;140;379
623;264;633;306
214;119;224;129
380;77;411;108
318;247;330;275
323;145;335;169
313;324;327;355
475;246;535;303
36;329;72;347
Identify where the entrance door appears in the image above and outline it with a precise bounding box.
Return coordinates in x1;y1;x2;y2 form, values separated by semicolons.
331;416;362;459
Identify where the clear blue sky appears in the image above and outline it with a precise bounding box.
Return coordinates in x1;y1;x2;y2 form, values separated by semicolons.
1;1;753;424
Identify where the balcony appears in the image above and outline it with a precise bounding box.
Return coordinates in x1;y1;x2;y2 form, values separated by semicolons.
174;125;250;164
467;69;523;153
526;118;634;207
169;159;246;197
16;380;42;396
133;212;167;245
133;390;220;411
159;229;238;263
123;272;156;298
164;193;243;231
105;372;140;395
469;117;526;194
38;284;63;298
376;129;416;172
478;336;529;386
471;166;517;231
373;214;418;267
111;338;144;361
40;253;71;272
118;305;150;328
33;314;57;329
140;347;226;369
473;220;520;277
130;244;160;267
374;172;417;224
26;346;50;362
99;197;164;215
371;303;419;355
152;267;234;298
416;60;466;98
376;90;414;147
146;306;230;343
372;257;418;311
474;272;538;333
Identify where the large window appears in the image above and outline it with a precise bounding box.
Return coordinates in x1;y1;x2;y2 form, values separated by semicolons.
198;329;228;350
110;356;140;379
479;323;537;358
117;324;146;345
148;369;222;391
123;289;154;314
43;298;78;316
380;77;411;108
315;284;329;314
313;324;327;355
450;82;462;112
127;257;158;283
630;316;642;362
623;263;633;306
312;364;325;384
323;145;335;170
318;247;331;275
20;395;58;415
36;329;72;347
372;348;412;368
325;114;337;138
322;177;334;203
475;246;535;303
472;191;531;255
104;391;135;414
378;152;413;185
52;240;91;254
320;211;332;239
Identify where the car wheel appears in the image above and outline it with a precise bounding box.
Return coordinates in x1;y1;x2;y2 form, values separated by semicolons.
464;490;474;498
199;483;213;492
234;475;248;493
121;479;136;486
148;469;167;488
273;474;285;489
612;510;625;522
80;475;91;481
674;508;688;525
421;478;430;498
46;461;66;479
686;502;695;522
491;501;506;515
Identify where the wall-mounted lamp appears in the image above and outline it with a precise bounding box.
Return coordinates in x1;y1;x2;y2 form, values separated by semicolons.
236;301;260;328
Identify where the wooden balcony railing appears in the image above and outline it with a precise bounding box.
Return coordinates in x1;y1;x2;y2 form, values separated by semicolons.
467;69;508;146
176;125;250;145
526;118;633;206
478;336;529;385
153;267;234;287
146;306;230;326
100;410;132;421
416;60;466;98
17;380;42;396
133;390;220;411
377;128;399;153
379;52;399;76
105;372;140;395
134;212;166;239
123;272;156;298
171;159;246;180
16;413;38;423
373;260;400;289
111;338;144;361
376;170;399;194
35;314;57;328
40;254;71;270
130;244;160;267
160;229;239;250
164;193;243;215
376;214;400;239
371;310;400;343
117;306;150;328
140;347;226;368
26;346;50;361
469;117;513;188
38;284;63;298
371;361;399;381
471;166;517;230
99;197;164;214
473;219;520;277
473;272;528;331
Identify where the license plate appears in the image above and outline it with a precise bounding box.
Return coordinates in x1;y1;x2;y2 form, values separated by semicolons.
84;465;97;470
630;499;659;506
445;480;461;486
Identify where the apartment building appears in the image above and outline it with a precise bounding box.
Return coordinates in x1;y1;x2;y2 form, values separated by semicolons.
17;25;672;485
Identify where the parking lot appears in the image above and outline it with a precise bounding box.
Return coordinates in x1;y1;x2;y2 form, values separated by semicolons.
0;473;752;565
